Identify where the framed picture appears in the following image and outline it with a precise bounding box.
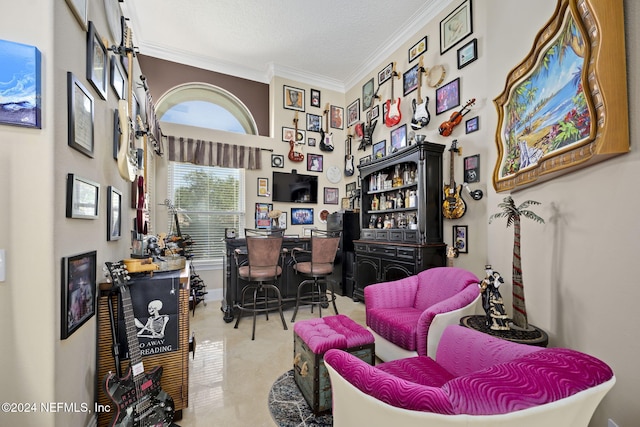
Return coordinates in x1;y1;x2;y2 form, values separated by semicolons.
61;250;96;339
453;225;468;253
283;85;304;111
373;140;386;159
275;211;287;229
257;177;269;197
457;38;478;69
112;108;120;159
330;105;344;129
440;0;473;54
110;56;126;100
306;113;321;132
310;88;321;108
107;186;122;241
402;63;420;96
465;116;479;133
271;154;284;168
435;77;460;115
87;21;108;100
0;40;41;128
65;0;88;31
67;72;95;157
66;174;100;219
308;137;316;147
347;99;360;127
307;153;323;172
367;105;380;122
378;62;394;86
464;154;480;183
345;181;357;197
390;125;407;152
359;155;371;165
255;202;273;229
291;208;314;225
282;126;305;143
362;78;375;111
409;36;428;62
324;187;339;205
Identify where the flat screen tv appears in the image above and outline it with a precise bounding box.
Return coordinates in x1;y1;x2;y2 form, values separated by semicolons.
272;171;318;203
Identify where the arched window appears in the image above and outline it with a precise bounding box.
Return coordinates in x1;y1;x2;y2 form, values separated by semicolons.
156;82;258;135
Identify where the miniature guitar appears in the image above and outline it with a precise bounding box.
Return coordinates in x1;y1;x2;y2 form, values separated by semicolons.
288;112;304;162
344;132;354;176
319;103;334;152
442;140;467;219
438;98;476;137
411;57;430;130
384;63;401;128
103;261;174;427
114;17;138;182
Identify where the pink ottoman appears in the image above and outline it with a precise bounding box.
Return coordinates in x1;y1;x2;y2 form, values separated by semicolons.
293;314;375;413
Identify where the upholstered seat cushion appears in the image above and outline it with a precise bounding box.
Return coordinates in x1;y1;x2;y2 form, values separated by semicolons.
238;265;282;281
293;314;374;354
294;261;333;276
366;307;422;351
376;355;454;387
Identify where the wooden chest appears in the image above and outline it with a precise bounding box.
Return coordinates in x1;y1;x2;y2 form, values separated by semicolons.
293;315;374;414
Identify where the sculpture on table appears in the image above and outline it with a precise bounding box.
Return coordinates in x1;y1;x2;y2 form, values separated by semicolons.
479;265;509;331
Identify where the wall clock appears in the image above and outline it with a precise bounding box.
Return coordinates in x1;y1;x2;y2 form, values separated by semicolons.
326;165;342;184
104;0;123;47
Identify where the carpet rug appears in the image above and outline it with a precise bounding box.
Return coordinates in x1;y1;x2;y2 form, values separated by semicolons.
268;370;333;427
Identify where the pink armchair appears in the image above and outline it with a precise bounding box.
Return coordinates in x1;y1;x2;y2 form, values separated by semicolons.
325;325;615;427
365;267;480;360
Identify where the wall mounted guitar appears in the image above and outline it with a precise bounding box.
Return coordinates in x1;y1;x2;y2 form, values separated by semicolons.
384;62;402;128
344;132;354;176
411;57;430;130
442;140;467;219
319;103;334;152
288;112;304;162
438;98;476;137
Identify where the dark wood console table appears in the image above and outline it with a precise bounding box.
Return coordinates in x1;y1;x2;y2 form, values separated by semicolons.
222;237;312;322
460;315;549;347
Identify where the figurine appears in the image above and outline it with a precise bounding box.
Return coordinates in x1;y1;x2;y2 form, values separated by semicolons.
479;265;510;330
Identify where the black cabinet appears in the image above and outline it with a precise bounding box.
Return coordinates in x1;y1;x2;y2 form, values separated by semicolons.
353;141;446;301
327;211;360;298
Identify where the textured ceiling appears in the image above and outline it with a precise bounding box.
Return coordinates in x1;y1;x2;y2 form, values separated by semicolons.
121;0;454;91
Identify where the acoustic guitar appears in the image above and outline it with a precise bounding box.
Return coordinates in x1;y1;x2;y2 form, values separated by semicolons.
319;103;334;152
384;62;402;128
411;57;430;130
442;140;466;219
103;262;174;427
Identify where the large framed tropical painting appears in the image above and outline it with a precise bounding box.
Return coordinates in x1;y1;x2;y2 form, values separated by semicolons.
493;0;629;192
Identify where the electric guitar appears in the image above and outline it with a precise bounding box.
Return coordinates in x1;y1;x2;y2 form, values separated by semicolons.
115;17;138;182
319;103;334;152
358;86;380;150
288;112;304;162
411;57;430;130
103;262;175;427
384;62;401;128
438;98;476;137
442;140;467;219
344;132;354;176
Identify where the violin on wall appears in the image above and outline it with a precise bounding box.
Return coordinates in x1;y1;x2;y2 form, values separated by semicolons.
438;98;475;137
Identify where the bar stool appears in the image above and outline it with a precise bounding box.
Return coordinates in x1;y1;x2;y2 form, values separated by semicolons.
234;228;288;340
291;229;341;322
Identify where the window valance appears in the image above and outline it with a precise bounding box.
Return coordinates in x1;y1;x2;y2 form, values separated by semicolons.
166;136;262;170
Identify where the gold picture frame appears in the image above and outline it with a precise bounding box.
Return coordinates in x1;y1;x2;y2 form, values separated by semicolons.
493;0;629;192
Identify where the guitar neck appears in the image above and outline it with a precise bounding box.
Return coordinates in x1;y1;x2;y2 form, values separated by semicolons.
119;285;145;379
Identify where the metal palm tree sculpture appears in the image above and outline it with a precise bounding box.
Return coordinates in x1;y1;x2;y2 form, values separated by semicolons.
489;196;544;330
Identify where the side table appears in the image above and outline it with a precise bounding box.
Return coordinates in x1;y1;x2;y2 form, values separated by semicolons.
460;315;549;347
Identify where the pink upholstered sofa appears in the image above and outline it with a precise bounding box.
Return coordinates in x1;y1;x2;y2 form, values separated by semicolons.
325;324;615;427
365;267;480;360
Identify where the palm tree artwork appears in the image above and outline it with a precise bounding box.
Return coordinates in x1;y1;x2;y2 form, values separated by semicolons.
489;196;544;330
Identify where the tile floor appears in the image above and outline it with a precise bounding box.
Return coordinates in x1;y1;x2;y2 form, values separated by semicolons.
176;289;367;427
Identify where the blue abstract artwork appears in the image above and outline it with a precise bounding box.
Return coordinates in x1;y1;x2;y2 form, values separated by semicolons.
0;39;41;128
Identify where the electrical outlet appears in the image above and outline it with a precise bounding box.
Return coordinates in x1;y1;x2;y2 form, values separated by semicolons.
608;419;619;427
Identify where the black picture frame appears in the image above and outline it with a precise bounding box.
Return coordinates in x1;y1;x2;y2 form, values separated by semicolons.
464;154;480;183
435;77;460;115
67;72;95;157
362;78;375;111
373;140;386;159
465;116;479;133
110;55;126;100
271;154;284;168
310;88;321;108
347;99;360;127
66;173;100;219
330;105;344;129
453;225;468;253
307;153;323;172
291;208;314;225
409;36;428;62
440;0;473;54
306;113;321;132
457;38;478;69
283;85;305;111
112;108;121;160
378;62;394;86
324;187;339;205
107;186;122;241
61;250;97;339
390;124;407;152
402;63;420;96
86;21;108;100
257;177;269;197
255;202;273;229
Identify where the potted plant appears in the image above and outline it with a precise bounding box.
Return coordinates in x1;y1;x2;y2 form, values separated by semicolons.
489;196;544;330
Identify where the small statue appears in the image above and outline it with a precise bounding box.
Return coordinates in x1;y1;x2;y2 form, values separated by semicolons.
479;265;510;331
